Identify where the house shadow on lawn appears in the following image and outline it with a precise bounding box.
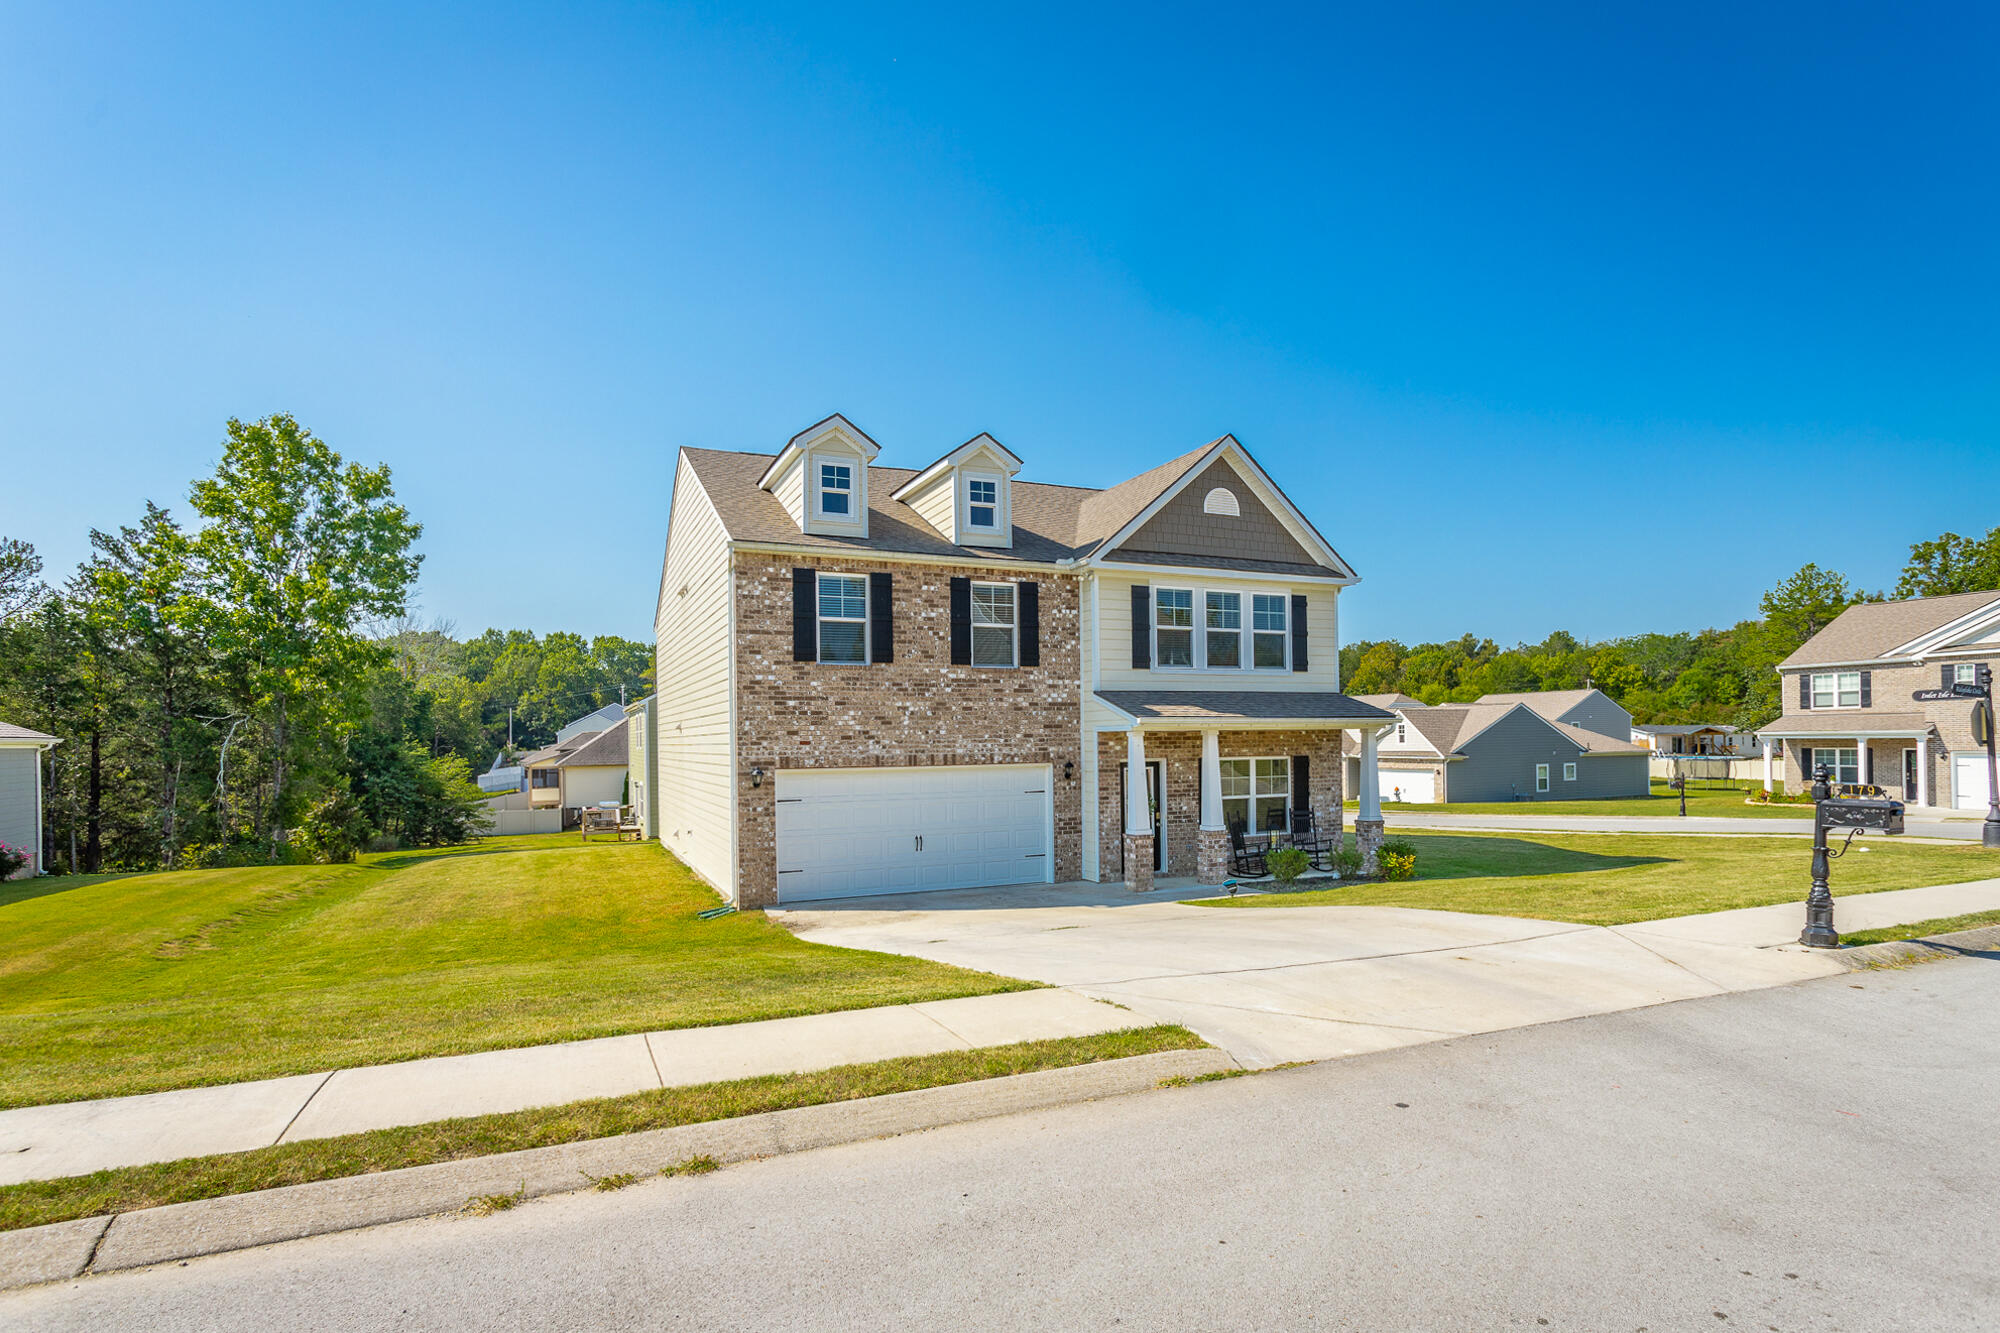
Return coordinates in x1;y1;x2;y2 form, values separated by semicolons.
1396;834;1672;883
0;873;140;909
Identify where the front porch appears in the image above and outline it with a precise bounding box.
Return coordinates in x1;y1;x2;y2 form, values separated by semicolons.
1092;690;1397;891
1758;719;1939;805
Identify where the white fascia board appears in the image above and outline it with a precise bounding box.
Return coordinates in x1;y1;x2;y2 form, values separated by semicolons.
890;434;1023;501
1086;558;1354;586
727;540;1072;573
758;414;882;490
1885;596;2000;657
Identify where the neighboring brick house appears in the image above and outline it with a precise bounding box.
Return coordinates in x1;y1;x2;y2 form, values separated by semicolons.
1343;688;1649;804
1757;590;2000;810
652;413;1396;907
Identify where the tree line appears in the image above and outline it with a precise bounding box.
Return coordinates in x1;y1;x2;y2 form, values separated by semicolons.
0;414;653;874
1340;527;2000;729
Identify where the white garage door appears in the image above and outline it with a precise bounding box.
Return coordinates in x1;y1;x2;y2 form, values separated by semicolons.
774;765;1052;902
1382;769;1436;804
1954;753;1993;811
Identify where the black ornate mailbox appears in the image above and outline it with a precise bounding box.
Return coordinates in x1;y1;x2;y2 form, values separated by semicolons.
1800;766;1905;948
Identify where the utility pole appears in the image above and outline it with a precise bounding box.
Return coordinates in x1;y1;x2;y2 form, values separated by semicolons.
507;707;514;750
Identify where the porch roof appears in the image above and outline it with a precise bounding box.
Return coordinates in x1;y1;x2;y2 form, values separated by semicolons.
1757;712;1933;739
1095;690;1396;728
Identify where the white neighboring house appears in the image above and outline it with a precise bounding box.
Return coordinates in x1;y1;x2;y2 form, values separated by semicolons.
517;720;630;828
0;721;58;878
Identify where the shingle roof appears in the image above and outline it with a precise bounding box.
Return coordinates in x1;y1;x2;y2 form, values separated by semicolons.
0;721;58;743
1099;549;1340;578
1354;693;1425;709
1070;441;1222;557
1756;712;1934;737
562;725;628;768
1401;704;1517;753
1094;691;1396;723
1475;689;1605;719
1552;721;1648;754
1778;591;2000;668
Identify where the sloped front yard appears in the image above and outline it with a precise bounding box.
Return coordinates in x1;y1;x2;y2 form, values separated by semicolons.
0;835;1030;1108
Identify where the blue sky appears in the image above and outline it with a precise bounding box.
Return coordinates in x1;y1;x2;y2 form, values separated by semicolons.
3;3;1995;647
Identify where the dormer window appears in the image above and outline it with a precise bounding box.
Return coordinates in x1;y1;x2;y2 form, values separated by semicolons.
967;479;998;530
819;463;852;516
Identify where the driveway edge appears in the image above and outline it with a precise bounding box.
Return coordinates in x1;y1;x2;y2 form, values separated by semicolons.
1833;923;2000;971
2;1046;1234;1290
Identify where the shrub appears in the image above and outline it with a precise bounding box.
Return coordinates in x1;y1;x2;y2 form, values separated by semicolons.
1327;842;1364;879
1266;846;1309;884
1377;837;1419;882
0;841;27;881
294;788;364;864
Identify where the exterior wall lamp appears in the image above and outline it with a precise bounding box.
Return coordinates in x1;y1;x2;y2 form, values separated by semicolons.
750;767;765;788
1063;761;1075;781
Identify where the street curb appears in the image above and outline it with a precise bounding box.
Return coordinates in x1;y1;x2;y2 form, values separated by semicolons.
1;1046;1233;1290
1832;923;2000;971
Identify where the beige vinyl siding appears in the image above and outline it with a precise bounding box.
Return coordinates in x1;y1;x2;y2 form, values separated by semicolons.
772;455;806;528
656;455;737;894
562;764;627;809
1094;568;1343;693
902;473;956;544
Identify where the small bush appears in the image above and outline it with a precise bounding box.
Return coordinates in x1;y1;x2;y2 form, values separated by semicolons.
0;841;27;881
1327;842;1364;879
1266;846;1310;884
1377;837;1418;882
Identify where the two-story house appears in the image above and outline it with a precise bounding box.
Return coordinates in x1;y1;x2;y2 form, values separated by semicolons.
1758;589;2000;810
652;413;1397;907
1347;687;1649;804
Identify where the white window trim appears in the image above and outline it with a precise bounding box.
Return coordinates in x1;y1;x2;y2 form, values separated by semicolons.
815;571;869;666
1219;756;1292;834
1954;662;1979;685
969;580;1017;669
962;471;1004;534
1562;762;1577;782
1151;581;1292;674
814;455;858;522
1203;590;1244;670
1535;763;1551;792
1809;670;1862;710
1804;746;1861;785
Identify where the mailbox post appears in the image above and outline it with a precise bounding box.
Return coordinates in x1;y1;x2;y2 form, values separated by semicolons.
1799;764;1907;948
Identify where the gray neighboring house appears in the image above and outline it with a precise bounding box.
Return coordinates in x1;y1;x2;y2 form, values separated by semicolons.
0;721;59;878
1347;687;1649;803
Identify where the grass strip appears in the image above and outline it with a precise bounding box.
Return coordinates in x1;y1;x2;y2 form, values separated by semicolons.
0;1025;1204;1233
1838;908;2000;948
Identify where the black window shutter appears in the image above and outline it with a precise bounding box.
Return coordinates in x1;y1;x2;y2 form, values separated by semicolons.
1290;594;1309;672
869;572;893;664
1018;581;1040;667
1291;755;1310;813
1942;664;1954;688
949;577;972;665
792;568;816;662
1130;585;1151;669
1799;674;1811;710
1858;670;1871;707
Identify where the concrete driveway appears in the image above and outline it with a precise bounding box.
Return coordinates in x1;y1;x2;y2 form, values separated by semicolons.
780;876;2000;1067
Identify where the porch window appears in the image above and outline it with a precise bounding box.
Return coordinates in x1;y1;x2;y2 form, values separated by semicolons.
971;581;1016;667
1155;588;1194;667
1804;746;1859;785
1220;757;1290;833
1252;595;1288;668
1810;671;1860;709
1204;592;1242;668
530;768;559;789
817;573;868;664
818;462;853;517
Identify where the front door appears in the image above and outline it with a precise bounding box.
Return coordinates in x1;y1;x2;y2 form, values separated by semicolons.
1117;760;1164;872
1903;748;1918;802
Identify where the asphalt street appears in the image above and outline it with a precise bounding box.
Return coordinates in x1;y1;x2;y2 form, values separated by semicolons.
9;959;1997;1331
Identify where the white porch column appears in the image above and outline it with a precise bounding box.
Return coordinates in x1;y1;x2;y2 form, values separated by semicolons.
1199;729;1224;831
1125;728;1149;835
1358;727;1382;823
1917;734;1930;807
1762;738;1773;793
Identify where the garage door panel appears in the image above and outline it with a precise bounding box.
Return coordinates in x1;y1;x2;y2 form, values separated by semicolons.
1955;754;1992;811
1382;769;1436;804
775;765;1051;902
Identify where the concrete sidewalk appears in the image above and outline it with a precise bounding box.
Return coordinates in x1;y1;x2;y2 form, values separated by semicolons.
1381;810;1983;840
0;989;1138;1186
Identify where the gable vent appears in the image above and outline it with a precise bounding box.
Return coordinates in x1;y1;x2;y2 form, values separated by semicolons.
1202;487;1240;517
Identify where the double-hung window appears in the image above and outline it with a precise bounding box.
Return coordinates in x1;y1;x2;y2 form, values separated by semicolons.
1155;588;1194;667
1204;592;1242;668
1955;663;1979;685
816;573;867;664
1220;758;1290;833
967;479;998;530
971;582;1016;667
1252;594;1288;668
1806;746;1860;784
1810;671;1861;708
1535;763;1551;793
1563;762;1577;782
819;463;853;517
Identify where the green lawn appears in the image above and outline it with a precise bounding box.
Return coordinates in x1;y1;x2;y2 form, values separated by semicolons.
1838;908;2000;947
1199;830;2000;925
1343;779;1807;819
0;834;1030;1109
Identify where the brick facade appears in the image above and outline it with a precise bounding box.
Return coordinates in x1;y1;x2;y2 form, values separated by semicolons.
1093;728;1345;882
732;552;1085;906
1779;660;1992;804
